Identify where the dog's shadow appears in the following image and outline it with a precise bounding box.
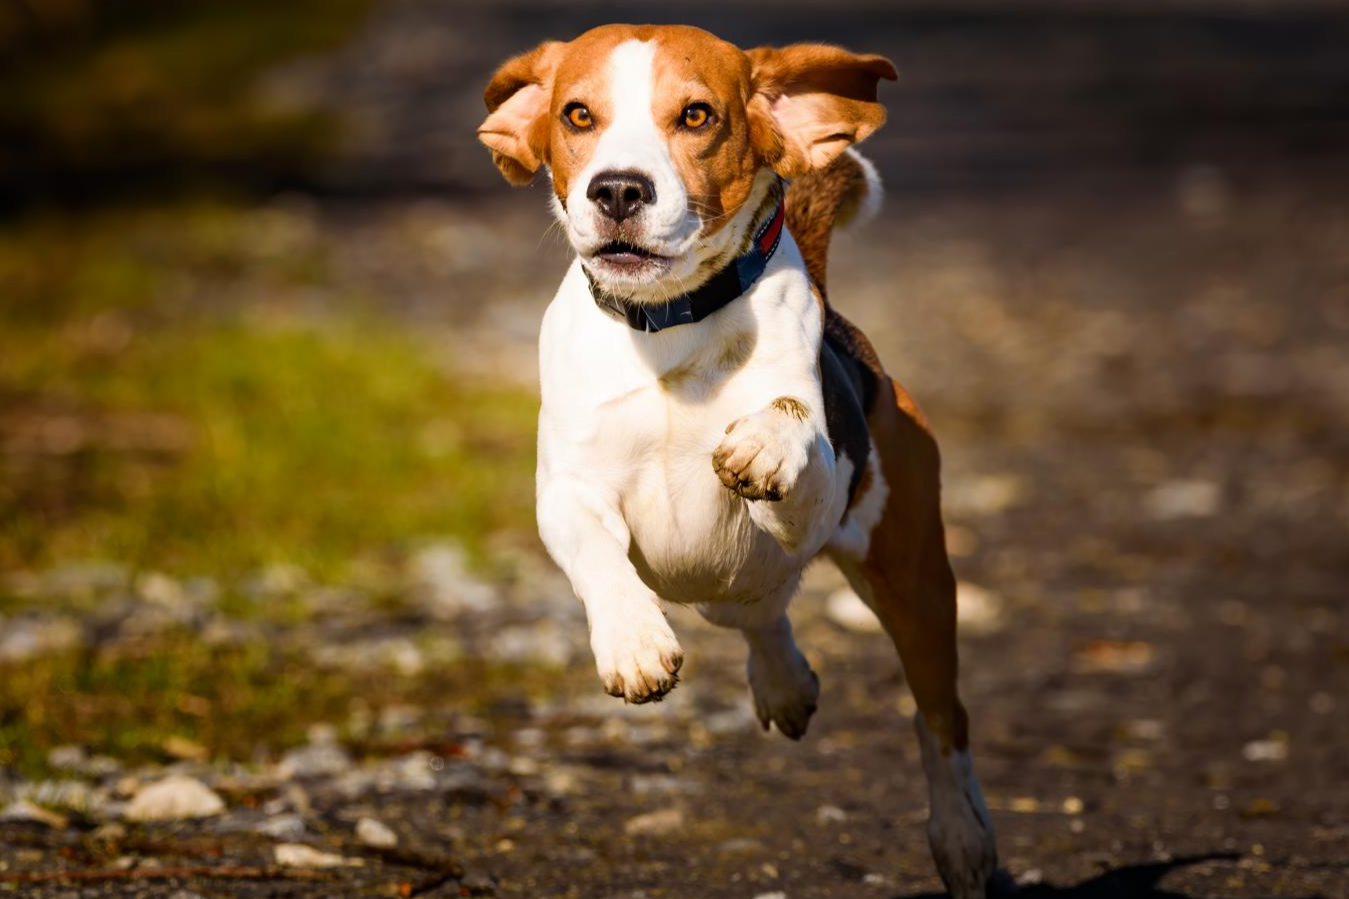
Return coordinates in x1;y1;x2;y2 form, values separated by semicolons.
895;854;1327;899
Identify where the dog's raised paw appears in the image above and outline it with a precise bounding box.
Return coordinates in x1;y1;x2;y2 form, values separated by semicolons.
713;399;810;503
589;604;684;704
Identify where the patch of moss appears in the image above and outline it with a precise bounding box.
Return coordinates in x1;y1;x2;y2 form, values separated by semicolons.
0;635;565;779
0;205;538;579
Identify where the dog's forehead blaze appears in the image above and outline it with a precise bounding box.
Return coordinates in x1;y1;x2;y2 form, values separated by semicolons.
547;25;755;210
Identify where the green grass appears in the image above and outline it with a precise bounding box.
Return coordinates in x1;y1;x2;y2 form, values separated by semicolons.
0;2;554;782
0;634;564;779
0;205;538;580
0;202;548;777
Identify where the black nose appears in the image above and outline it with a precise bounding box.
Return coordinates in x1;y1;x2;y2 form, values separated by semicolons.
586;170;656;222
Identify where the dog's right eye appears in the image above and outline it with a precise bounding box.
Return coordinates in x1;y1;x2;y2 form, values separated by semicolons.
563;103;594;131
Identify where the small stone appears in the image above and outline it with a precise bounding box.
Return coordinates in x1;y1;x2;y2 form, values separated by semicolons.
124;776;225;822
460;871;496;892
1017;869;1045;886
0;799;68;828
1242;733;1289;763
256;814;307;840
84;755;124;778
815;805;848;824
168;891;208;899
274;842;363;868
717;838;765;855
752;892;787;899
825;588;882;633
623;807;684;836
1145;478;1221;519
356;816;398;848
136;571;184;606
278;740;351;779
630;774;699;796
46;745;87;772
90;822;127;842
0;615;82;662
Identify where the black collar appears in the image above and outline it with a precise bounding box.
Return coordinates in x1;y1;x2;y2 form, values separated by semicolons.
587;199;786;333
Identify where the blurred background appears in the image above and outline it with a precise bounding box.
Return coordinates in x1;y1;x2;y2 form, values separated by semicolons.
1;1;1347;896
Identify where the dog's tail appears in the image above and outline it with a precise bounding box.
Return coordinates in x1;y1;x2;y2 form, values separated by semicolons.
783;147;882;296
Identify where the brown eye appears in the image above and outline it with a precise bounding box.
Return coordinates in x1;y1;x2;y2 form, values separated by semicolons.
564;103;593;130
680;103;712;130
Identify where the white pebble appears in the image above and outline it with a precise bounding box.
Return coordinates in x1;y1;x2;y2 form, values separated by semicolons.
356;816;398;848
274;842;363;868
124;776;224;822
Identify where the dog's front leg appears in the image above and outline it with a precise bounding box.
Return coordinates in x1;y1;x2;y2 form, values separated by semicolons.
712;395;837;554
537;479;683;703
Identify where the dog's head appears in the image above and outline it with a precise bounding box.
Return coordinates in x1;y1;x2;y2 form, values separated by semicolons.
478;24;895;302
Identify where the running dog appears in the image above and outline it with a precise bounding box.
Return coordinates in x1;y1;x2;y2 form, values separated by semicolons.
478;24;998;897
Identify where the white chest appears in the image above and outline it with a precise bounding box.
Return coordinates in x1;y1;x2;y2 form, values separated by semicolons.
537;257;826;605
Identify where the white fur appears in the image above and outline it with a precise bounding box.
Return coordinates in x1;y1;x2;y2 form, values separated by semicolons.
916;714;999;899
536;233;848;620
827;442;888;558
843;146;884;230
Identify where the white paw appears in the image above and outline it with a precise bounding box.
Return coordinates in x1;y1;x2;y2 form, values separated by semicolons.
713;397;811;502
925;747;998;899
747;638;820;739
589;602;684;704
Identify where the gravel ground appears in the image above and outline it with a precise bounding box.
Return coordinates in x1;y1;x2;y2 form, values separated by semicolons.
4;2;1349;897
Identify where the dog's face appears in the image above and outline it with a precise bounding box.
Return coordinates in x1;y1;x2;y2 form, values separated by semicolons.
478;24;895;302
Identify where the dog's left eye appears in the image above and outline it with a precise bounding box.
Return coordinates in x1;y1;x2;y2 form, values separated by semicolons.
679;103;713;130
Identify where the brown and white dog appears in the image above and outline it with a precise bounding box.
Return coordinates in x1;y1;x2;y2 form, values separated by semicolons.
479;24;998;897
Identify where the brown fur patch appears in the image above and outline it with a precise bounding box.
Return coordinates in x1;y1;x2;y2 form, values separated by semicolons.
849;374;965;751
770;396;809;420
745;44;896;178
786;152;870;294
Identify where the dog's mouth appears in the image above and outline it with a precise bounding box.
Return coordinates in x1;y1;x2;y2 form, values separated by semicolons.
589;240;673;272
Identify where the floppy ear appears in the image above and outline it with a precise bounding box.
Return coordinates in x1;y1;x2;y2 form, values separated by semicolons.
478;41;564;185
746;44;897;178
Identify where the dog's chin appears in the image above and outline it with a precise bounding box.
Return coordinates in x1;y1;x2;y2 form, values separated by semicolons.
582;240;680;295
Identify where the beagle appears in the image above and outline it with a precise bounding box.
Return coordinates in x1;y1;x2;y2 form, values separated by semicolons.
479;24;998;897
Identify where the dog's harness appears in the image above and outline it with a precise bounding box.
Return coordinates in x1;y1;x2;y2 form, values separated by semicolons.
586;199;786;333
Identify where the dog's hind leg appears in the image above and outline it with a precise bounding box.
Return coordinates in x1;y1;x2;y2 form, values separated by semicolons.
829;376;998;899
699;590;820;740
